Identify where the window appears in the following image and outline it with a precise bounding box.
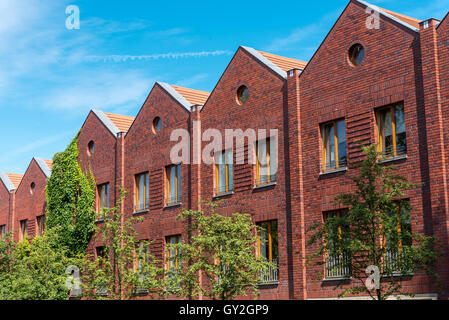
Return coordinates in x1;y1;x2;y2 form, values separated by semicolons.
0;225;6;240
257;221;279;284
214;150;233;195
236;85;249;105
165;165;181;206
30;182;35;195
166;235;182;272
376;104;407;158
255;137;277;186
152;117;161;134
321;119;347;171
135;241;150;273
88;141;95;156
95;246;107;295
135;172;149;212
348;43;364;66
323;211;351;279
384;201;412;272
36;215;46;237
97;183;109;216
19;220;28;241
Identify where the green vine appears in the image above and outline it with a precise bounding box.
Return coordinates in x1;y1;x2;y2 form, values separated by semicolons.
45;133;96;256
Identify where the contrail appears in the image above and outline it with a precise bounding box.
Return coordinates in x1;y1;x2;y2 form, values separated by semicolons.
85;50;232;62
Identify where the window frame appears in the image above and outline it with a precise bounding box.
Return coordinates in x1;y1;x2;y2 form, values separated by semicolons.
97;183;110;216
36;215;46;237
135;172;150;212
257;220;279;262
255;137;277;187
165;164;181;206
214;149;234;195
376;103;407;159
19;219;28;241
0;225;6;240
320;119;347;172
165;235;182;271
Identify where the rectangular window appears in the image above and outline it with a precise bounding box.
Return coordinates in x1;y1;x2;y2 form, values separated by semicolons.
165;165;181;206
165;235;182;272
376;104;407;158
321;119;347;171
135;241;150;274
255;137;277;186
323;211;351;279
19;220;28;241
97;183;110;215
257;221;279;284
135;172;149;212
214;150;234;195
36;215;46;237
384;201;411;272
0;225;6;240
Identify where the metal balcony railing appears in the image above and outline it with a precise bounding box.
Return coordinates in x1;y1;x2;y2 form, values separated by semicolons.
325;252;351;279
214;185;234;196
134;202;149;212
255;174;276;187
258;259;279;285
384;249;401;273
165;195;182;206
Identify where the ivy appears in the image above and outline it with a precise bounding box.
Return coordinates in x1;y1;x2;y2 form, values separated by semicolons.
46;133;96;256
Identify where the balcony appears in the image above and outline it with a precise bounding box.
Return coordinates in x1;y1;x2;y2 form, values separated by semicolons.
325;252;351;279
134;202;149;213
255;174;277;188
258;259;279;285
165;195;182;207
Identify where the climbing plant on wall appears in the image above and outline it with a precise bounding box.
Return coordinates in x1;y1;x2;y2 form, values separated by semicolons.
46;133;96;256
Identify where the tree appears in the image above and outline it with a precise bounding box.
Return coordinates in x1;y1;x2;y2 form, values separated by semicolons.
308;144;441;300
80;190;166;300
169;202;272;300
46;134;97;256
0;229;81;300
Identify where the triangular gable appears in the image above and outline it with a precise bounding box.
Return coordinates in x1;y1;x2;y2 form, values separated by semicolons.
156;82;193;111
91;109;121;137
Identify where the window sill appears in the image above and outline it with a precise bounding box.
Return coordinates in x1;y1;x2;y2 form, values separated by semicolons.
164;203;182;209
253;182;277;190
322;276;352;282
213;191;234;198
257;281;279;286
133;209;149;216
320;167;348;176
378;154;408;164
95;218;104;224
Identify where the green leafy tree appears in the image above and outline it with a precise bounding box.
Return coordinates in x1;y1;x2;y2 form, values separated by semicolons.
0;230;81;300
309;144;441;300
46;134;96;256
170;202;272;300
80;190;166;300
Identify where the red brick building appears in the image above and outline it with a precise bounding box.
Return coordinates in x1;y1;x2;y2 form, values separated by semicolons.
2;0;449;300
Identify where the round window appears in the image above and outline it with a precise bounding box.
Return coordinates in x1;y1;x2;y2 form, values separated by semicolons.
30;182;35;195
236;86;249;105
88;141;95;156
152;117;161;134
348;44;365;66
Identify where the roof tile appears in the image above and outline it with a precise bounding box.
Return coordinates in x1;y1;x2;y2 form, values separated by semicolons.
6;173;23;189
257;51;307;72
170;85;210;106
103;112;135;133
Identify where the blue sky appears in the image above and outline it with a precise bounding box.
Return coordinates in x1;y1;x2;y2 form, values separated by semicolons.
0;0;447;174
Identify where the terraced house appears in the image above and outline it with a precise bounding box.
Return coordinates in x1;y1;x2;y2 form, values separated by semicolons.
1;0;449;299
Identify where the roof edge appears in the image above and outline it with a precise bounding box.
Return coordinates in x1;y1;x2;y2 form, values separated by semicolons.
34;158;52;178
240;46;287;79
0;171;15;192
156;82;192;111
355;0;419;32
92;109;121;136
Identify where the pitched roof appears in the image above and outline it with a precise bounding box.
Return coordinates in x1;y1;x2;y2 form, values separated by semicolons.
0;172;20;192
6;173;23;189
34;158;52;178
258;51;307;72
103;112;135;133
356;0;420;31
170;85;210;106
378;7;421;29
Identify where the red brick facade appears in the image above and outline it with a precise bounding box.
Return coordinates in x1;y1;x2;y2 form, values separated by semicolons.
2;0;449;300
